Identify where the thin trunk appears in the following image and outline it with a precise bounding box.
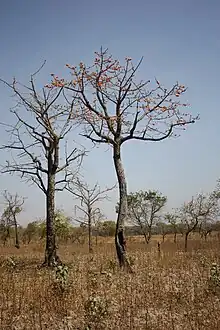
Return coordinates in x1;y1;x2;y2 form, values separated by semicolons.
147;230;151;244
174;232;177;243
140;223;149;244
44;173;58;266
184;232;189;252
43;140;61;267
88;207;93;253
143;231;148;244
113;144;132;272
13;215;20;249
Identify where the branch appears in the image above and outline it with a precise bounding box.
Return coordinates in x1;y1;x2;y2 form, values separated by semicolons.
121;119;196;144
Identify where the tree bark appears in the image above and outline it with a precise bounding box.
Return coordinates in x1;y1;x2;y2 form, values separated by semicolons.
174;232;177;243
44;172;58;266
184;232;189;252
43;139;62;267
113;144;132;272
143;231;148;244
13;216;20;249
88;207;93;253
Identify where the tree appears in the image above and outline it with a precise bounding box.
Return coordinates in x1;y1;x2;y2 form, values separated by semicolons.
125;190;167;244
0;68;84;266
165;212;179;243
179;192;219;252
100;220;116;237
156;221;172;242
199;219;213;240
47;48;198;268
37;209;72;244
70;224;87;245
53;209;72;244
0;216;11;246
23;221;39;244
67;178;115;253
1;191;24;249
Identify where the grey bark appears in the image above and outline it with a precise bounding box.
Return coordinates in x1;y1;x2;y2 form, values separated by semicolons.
113;144;132;271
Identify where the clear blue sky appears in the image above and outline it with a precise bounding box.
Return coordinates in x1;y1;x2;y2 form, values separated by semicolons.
0;0;220;225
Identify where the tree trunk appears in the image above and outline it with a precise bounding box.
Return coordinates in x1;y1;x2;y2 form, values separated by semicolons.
44;173;58;266
143;231;148;244
184;232;189;252
88;207;93;253
174;232;177;243
13;215;20;249
113;144;132;272
147;230;151;244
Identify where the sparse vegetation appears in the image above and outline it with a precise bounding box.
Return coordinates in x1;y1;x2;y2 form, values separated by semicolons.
0;49;219;329
0;235;220;329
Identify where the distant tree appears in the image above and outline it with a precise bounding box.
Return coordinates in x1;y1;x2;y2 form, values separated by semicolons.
70;224;87;245
165;213;179;243
179;192;219;252
38;209;72;244
92;211;105;245
23;221;39;244
125;190;167;244
0;218;11;246
1;191;24;249
67;178;115;252
54;209;72;244
0;68;84;266
99;220;116;237
48;48;198;269
156;221;172;242
199;219;213;240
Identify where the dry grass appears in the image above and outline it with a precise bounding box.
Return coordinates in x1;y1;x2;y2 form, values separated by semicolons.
1;235;220;329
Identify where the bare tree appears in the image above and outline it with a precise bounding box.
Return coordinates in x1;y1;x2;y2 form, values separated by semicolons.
1;191;24;249
199;219;213;240
67;178;116;253
125;190;167;244
179;193;218;252
165;212;179;243
156;221;171;243
0;67;85;266
47;48;198;269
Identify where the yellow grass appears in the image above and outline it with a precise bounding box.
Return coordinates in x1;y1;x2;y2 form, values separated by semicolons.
0;234;220;329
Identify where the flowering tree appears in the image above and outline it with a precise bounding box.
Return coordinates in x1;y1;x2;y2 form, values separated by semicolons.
47;48;198;270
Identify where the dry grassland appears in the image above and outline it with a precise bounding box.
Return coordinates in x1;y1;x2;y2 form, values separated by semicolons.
0;234;220;329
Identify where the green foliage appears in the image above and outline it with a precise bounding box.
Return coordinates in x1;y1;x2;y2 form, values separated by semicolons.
54;209;71;241
38;209;71;242
84;294;110;329
209;263;220;293
124;190;167;242
54;264;69;293
127;190;167;221
98;221;116;237
23;221;39;243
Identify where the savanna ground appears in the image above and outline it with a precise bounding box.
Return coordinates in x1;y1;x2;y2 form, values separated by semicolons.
1;234;220;330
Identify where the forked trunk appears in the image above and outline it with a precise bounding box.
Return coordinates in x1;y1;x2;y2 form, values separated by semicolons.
113;145;132;272
44;173;58;266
